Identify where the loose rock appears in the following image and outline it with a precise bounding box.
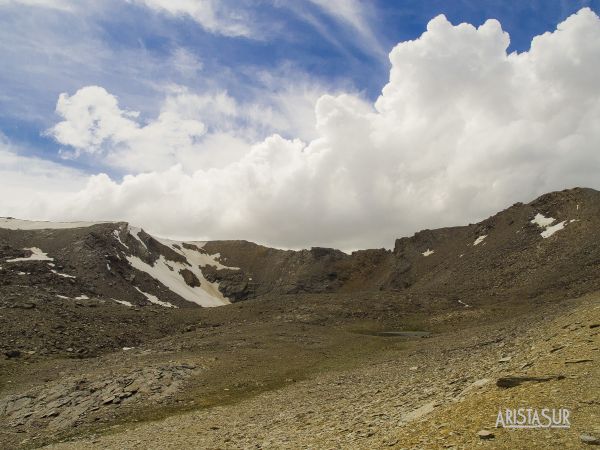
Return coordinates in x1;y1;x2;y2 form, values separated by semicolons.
477;429;495;440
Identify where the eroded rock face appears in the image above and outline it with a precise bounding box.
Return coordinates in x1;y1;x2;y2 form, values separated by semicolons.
179;268;200;288
202;266;252;301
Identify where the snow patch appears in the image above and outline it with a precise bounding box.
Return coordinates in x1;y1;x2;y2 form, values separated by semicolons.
75;294;89;300
530;213;555;228
56;295;70;299
129;226;147;249
157;238;239;270
134;286;176;308
531;212;570;238
458;299;471;308
113;229;129;249
473;235;487;246
541;221;567;238
0;217;107;230
127;254;229;307
113;299;133;307
51;269;76;279
7;247;53;262
422;249;434;257
145;237;239;305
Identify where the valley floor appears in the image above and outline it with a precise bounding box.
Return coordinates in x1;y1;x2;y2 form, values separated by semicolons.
2;292;595;449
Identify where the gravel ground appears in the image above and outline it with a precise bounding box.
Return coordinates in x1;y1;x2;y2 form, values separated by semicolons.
42;294;600;450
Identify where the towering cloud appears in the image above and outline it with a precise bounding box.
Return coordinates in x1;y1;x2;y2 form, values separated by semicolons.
10;8;600;250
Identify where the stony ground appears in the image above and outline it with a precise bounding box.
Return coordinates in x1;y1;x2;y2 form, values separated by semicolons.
9;292;592;450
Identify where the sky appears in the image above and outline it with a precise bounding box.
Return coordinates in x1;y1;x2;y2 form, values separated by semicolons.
1;0;599;250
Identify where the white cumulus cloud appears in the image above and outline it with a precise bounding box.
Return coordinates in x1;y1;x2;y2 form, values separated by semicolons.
48;80;332;171
11;8;600;250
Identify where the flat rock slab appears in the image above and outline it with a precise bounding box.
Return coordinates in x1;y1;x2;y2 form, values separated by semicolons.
580;434;600;445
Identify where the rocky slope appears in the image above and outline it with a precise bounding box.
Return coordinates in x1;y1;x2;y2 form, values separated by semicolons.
43;292;600;450
0;219;237;309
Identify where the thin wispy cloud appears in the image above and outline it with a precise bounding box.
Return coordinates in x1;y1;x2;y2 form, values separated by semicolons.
306;0;386;58
0;0;73;10
128;0;255;38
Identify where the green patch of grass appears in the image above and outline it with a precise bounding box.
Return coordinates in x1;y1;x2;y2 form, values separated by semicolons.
48;322;415;445
345;314;433;336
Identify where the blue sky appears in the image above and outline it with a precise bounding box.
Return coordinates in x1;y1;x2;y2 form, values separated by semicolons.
1;0;598;174
1;1;600;249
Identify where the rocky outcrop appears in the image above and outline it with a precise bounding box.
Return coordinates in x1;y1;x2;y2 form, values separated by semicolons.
179;268;200;287
0;363;199;431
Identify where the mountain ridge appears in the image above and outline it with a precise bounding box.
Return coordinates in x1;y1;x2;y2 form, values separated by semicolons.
1;187;598;309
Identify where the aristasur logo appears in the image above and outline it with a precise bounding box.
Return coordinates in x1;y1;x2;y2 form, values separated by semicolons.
496;408;571;429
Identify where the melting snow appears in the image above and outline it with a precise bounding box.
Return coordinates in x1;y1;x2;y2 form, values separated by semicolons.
51;269;76;279
113;299;133;307
541;221;567;238
531;213;570;238
422;249;434;257
127;253;230;307
7;247;53;262
113;229;130;249
134;286;176;308
56;295;70;299
473;235;487;246
125;236;237;307
129;226;147;250
530;213;555;228
75;295;89;300
156;238;239;271
0;218;107;230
